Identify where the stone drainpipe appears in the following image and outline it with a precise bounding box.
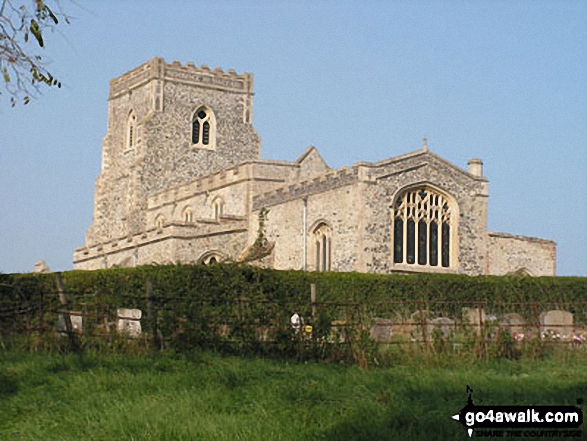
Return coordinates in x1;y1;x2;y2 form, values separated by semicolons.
303;197;308;271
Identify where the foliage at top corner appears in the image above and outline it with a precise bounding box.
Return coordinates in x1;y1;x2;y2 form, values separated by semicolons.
0;0;70;106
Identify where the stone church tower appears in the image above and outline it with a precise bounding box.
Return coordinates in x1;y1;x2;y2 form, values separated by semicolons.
86;58;260;247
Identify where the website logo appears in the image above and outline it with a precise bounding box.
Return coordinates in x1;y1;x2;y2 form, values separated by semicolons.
451;386;583;438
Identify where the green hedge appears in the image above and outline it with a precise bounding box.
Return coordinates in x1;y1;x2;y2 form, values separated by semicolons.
1;265;586;361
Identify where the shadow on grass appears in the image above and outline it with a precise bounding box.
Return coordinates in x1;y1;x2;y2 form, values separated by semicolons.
0;372;18;398
321;377;587;441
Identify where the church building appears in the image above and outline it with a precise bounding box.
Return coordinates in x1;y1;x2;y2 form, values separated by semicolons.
73;58;556;276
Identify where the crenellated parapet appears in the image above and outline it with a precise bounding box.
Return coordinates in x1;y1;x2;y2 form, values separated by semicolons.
73;217;248;267
253;166;359;210
109;57;254;100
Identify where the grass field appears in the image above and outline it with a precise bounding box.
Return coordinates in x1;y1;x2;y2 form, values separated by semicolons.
1;350;586;440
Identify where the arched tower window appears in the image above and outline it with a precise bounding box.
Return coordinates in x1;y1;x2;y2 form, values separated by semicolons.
313;223;332;272
392;187;455;268
192;106;215;148
126;111;137;151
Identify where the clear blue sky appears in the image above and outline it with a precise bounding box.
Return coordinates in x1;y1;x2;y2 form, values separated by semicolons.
0;1;585;276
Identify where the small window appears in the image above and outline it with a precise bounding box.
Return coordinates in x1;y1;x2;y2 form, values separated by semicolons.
200;252;223;265
213;199;224;220
183;207;193;223
155;215;164;231
126;111;137;151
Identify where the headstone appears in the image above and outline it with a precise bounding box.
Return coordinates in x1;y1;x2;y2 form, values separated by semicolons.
57;313;82;333
540;310;573;336
117;308;142;337
370;318;393;343
462;307;486;334
329;320;346;343
500;313;525;336
409;310;431;341
33;260;50;273
428;317;455;339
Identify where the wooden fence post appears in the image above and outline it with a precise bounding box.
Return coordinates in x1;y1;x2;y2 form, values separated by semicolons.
146;279;160;350
55;272;81;353
310;283;317;320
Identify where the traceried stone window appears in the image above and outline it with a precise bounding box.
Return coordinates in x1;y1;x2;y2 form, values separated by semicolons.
126;111;137;151
192;106;215;148
392;187;454;268
313;223;331;272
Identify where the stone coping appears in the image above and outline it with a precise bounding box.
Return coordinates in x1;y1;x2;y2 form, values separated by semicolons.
488;231;556;245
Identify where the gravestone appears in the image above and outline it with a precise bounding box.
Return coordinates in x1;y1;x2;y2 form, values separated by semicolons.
500;313;525;336
428;317;455;339
329;320;346;343
57;313;82;333
370;318;393;343
117;308;142;337
540;310;573;336
462;307;487;335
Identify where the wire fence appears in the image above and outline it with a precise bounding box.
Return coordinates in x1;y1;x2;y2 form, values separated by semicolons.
2;273;586;363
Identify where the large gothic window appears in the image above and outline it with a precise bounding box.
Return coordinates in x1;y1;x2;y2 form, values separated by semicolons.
192;106;215;148
313;223;331;272
392;188;454;268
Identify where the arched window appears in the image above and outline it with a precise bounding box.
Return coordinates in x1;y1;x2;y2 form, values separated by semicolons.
192;106;215;148
213;198;224;220
182;207;193;223
392;187;454;268
199;251;223;265
313;223;331;272
126;111;137;151
155;214;164;231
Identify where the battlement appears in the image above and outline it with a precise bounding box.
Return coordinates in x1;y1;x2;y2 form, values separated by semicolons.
147;160;303;210
253;166;359;210
148;162;252;209
74;218;248;265
109;57;254;99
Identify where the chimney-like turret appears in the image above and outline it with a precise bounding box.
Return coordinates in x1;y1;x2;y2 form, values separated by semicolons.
467;158;483;177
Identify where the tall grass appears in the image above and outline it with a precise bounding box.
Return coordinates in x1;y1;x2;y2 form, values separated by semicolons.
1;350;586;440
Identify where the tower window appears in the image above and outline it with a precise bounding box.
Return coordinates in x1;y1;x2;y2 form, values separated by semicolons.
126;111;137;151
392;187;455;269
192;107;215;148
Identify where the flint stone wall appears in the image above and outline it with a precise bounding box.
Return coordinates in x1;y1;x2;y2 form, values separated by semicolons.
487;232;556;276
